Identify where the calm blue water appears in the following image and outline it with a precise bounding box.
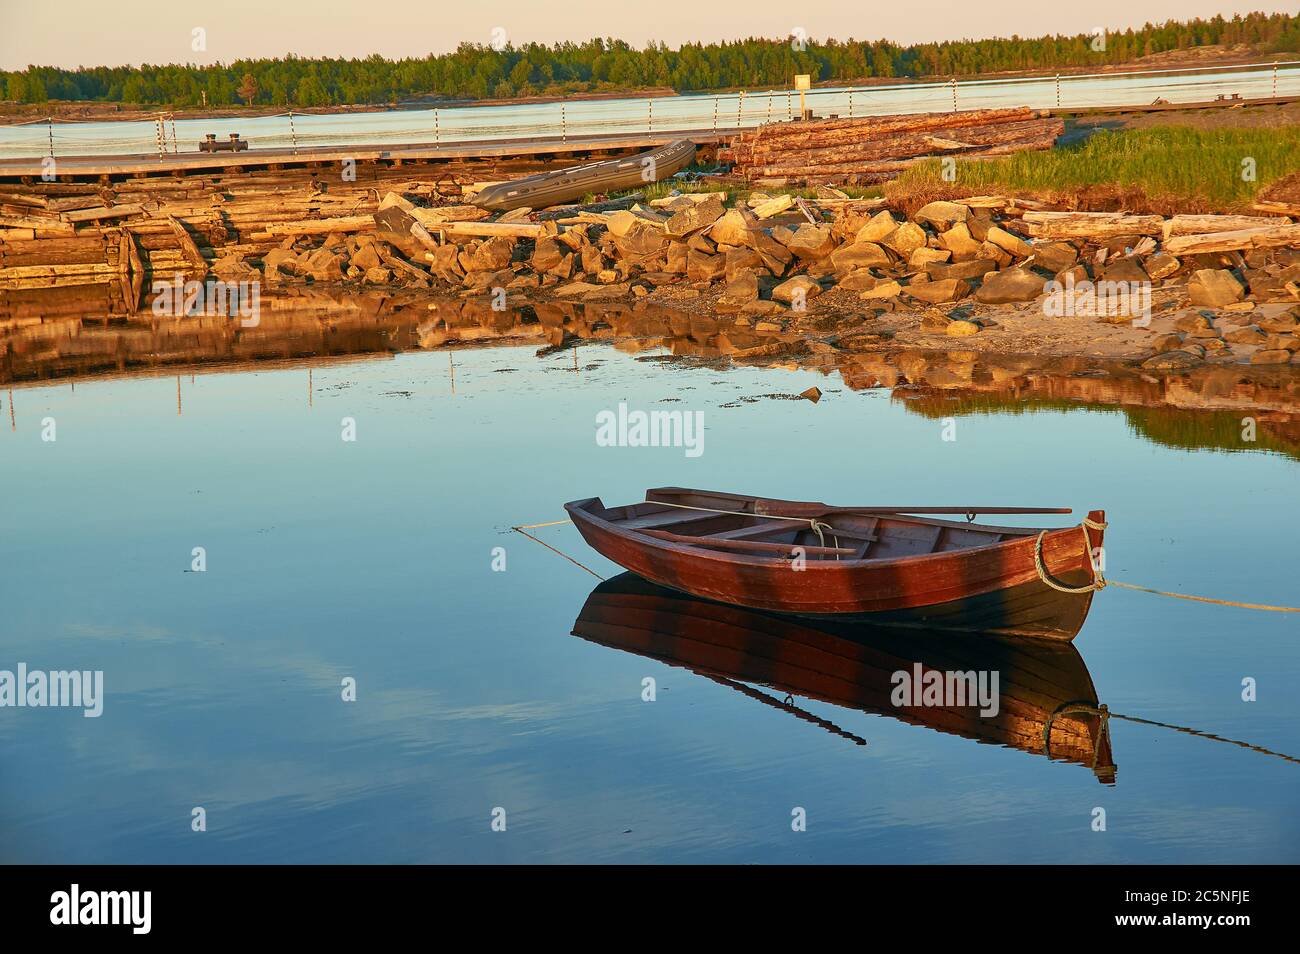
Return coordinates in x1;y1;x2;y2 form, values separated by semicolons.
2;62;1297;159
2;343;1298;863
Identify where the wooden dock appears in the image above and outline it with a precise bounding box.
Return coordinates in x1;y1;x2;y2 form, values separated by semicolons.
0;130;740;182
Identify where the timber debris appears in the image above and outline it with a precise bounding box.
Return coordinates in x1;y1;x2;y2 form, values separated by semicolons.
720;108;1066;186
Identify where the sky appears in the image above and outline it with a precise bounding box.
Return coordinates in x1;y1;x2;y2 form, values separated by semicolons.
1;1;1295;71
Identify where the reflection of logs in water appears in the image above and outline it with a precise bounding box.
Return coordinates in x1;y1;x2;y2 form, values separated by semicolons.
6;289;1300;461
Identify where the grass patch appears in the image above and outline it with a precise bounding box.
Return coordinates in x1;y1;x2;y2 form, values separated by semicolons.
887;126;1300;213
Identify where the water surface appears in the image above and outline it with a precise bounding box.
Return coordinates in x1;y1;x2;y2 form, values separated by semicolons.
2;335;1298;863
3;62;1297;158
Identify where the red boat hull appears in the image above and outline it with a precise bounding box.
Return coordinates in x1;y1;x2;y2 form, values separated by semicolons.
566;493;1104;641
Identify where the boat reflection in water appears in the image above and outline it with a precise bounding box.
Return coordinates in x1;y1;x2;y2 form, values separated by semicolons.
573;572;1117;784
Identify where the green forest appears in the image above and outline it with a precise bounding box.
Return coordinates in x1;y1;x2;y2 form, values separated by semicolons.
3;12;1298;108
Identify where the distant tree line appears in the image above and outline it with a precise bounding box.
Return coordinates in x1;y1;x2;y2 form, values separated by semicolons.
3;12;1298;108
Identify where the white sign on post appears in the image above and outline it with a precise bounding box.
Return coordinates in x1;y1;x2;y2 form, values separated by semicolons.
794;74;811;120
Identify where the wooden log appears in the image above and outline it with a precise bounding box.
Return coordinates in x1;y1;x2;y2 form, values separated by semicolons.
1162;214;1292;240
257;215;376;236
739;107;1043;147
1021;211;1165;239
0;262;115;280
0;214;76;233
732;119;1060;166
736;127;1062;181
166;215;209;272
1253;200;1300;217
751;194;794;218
62;204;145;224
1163;223;1300;255
430;221;543;239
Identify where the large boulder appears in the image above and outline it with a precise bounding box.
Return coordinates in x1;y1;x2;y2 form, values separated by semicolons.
719;270;760;304
855;210;898;244
913;201;969;230
906;278;971;304
1032;241;1078;273
426;244;465;283
711;210;752;247
532;236;566;273
1101;257;1149;284
830;241;891;273
937;223;983;261
212;252;255;280
665;241;690;275
909;247;951;269
1188;269;1246;307
1143;252;1180;280
1250;349;1293;365
975;266;1047;304
771;275;823;305
883;222;926;258
1224;325;1266;345
927;259;998;281
465;235;516;272
302;248;347;283
686;249;725;282
614;220;670;260
745;228;794;275
665;197;725;239
783;224;838;261
725;248;763;282
261;247;304;281
837;269;882;291
985;225;1032;258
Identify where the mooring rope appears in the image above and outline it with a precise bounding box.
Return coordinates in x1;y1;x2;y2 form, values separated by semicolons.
510;525;606;580
1045;701;1300;767
1034;518;1300;613
1033;518;1108;595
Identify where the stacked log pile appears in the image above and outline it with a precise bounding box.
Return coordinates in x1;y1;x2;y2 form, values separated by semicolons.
0;151;576;299
721;108;1065;186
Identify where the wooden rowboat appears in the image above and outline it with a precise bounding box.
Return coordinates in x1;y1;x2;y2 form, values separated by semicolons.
573;572;1116;782
471;140;697;211
564;487;1106;641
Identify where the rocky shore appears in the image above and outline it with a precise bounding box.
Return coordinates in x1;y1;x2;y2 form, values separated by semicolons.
5;171;1300;373
242;187;1300;371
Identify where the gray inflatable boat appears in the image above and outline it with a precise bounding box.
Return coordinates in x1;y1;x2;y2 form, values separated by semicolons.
472;140;696;212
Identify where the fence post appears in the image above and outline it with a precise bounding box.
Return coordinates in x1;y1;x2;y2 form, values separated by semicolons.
737;90;744;128
951;76;957;112
712;96;718;132
434;108;439;145
848;89;853;118
1056;73;1061;108
156;115;165;159
648;99;653;133
288;110;298;154
47;118;55;160
1274;63;1278;98
561;103;567;143
787;90;793;121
